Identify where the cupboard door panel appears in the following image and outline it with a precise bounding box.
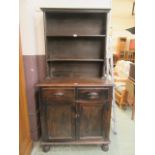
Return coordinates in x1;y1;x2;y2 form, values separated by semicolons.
44;103;75;141
78;103;104;140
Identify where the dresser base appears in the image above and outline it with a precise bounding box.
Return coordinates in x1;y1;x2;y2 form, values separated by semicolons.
41;140;110;152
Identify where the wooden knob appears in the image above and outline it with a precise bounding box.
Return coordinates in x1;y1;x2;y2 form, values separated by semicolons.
53;92;64;96
88;92;99;99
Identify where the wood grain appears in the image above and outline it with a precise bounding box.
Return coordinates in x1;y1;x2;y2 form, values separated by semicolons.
19;35;32;155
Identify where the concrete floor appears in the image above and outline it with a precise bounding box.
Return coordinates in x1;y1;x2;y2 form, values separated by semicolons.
31;105;134;155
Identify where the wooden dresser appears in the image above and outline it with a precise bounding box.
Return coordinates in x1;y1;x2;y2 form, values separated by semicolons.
36;8;113;152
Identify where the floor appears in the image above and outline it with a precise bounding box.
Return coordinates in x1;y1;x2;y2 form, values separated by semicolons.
31;105;135;155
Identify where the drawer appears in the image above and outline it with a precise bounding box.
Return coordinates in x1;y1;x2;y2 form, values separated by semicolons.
41;88;75;103
77;88;109;102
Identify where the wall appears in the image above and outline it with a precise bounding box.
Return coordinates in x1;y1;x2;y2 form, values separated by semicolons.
111;0;135;52
19;0;112;141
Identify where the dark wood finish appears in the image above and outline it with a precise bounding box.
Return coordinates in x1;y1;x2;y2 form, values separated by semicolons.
46;103;75;140
78;102;104;139
42;8;108;78
42;88;75;103
47;59;104;62
36;78;113;87
46;35;106;38
49;61;103;78
40;88;76;142
47;37;105;60
45;12;107;36
77;88;109;102
38;85;113;143
42;145;50;152
101;144;109;151
41;140;110;145
41;8;110;13
37;8;113;152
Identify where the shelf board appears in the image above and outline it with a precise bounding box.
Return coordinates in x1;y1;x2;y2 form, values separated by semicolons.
47;59;104;62
46;35;106;38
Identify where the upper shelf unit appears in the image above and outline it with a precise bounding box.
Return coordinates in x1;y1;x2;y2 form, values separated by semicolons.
41;8;110;78
44;12;107;36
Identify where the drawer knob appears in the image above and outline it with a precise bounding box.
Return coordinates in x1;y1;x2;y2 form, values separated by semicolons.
53;92;64;96
75;113;80;118
88;92;99;99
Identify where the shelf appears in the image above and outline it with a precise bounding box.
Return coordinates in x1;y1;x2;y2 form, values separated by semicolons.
46;35;106;38
47;59;104;62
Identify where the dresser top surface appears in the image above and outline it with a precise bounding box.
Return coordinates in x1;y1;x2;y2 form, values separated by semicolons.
36;78;113;87
41;8;110;13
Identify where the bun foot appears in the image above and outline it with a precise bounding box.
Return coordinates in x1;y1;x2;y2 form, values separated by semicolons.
101;144;109;152
42;145;50;152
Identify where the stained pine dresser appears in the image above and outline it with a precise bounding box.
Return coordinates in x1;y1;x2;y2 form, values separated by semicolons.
36;8;113;152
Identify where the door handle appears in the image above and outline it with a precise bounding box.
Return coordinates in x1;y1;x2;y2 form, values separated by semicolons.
75;113;80;119
53;92;64;96
88;92;99;99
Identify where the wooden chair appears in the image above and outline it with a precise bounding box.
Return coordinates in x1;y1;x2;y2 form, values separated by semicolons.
115;82;128;108
126;78;135;120
114;60;131;108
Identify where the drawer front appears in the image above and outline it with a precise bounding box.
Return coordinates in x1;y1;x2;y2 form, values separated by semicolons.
77;88;109;102
41;88;75;103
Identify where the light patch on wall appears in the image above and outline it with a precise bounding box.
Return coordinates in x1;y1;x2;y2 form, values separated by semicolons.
20;0;38;55
35;11;45;55
111;0;135;52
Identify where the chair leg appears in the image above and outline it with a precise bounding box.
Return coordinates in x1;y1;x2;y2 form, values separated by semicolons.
131;101;135;120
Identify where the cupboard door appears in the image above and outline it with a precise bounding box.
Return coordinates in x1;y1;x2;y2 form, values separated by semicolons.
40;88;75;141
78;103;104;140
44;103;75;141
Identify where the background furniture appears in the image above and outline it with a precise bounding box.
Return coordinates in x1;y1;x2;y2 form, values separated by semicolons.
116;37;127;57
129;39;135;51
36;8;113;152
113;38;135;66
114;60;131;107
126;78;135;120
126;63;135;120
119;51;135;63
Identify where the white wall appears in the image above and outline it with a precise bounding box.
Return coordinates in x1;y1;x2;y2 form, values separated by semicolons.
111;0;135;52
20;0;112;55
